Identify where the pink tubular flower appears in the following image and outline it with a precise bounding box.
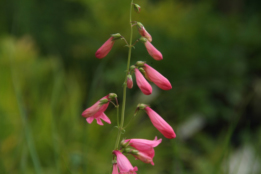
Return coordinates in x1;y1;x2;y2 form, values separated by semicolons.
145;107;176;139
123;137;162;165
113;150;138;174
134;68;152;95
82;95;111;125
112;163;119;174
95;37;114;59
144;41;163;61
143;64;172;90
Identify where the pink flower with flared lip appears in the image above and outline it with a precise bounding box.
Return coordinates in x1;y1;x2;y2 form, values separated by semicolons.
113;150;138;174
81;95;111;125
95;37;114;59
145;107;176;139
143;64;172;90
86;112;111;125
123;137;161;165
144;41;163;61
138;27;152;42
112;163;119;174
134;68;152;95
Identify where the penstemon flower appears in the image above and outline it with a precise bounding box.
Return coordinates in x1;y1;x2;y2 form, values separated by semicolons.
112;163;119;174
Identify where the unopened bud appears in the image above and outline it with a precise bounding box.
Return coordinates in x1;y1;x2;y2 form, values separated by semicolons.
127;75;133;89
136;22;144;30
100;98;109;104
136;61;145;67
139;37;148;43
120;139;130;148
133;4;141;13
111;33;122;41
137;103;147;110
130;65;136;72
108;93;117;100
123;148;133;153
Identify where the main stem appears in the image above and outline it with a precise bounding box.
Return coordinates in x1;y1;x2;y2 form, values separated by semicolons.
114;0;134;150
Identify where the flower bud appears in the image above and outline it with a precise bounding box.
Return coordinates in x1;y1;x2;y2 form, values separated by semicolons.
121;139;130;148
127;75;133;89
139;36;148;43
133;4;141;13
130;65;136;72
108;93;117;100
135;61;145;67
99;98;109;104
137;103;147;110
111;33;122;40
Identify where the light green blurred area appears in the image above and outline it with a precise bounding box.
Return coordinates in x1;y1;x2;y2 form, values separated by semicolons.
1;0;261;173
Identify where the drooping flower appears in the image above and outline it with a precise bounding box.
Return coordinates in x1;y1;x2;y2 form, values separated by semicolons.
122;137;162;165
112;163;119;174
143;64;172;90
145;106;176;139
134;68;152;95
95;33;121;59
82;93;117;125
127;74;133;89
137;22;152;42
113;150;138;174
139;37;162;61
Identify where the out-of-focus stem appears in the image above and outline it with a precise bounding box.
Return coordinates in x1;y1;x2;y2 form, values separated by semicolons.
114;0;134;150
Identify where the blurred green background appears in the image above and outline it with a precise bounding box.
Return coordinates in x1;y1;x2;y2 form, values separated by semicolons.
1;0;261;173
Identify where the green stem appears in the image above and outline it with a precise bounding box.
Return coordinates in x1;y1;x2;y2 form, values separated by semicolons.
114;0;134;150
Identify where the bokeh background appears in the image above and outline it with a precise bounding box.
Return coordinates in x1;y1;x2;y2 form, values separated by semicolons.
1;0;261;173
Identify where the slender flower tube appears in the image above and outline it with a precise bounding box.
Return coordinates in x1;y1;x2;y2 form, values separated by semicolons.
112;163;119;174
143;64;172;90
95;33;121;59
113;150;138;174
140;37;162;61
145;106;176;139
137;22;152;42
135;68;152;95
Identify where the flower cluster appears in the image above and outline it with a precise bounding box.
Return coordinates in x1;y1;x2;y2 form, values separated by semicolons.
81;1;176;173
